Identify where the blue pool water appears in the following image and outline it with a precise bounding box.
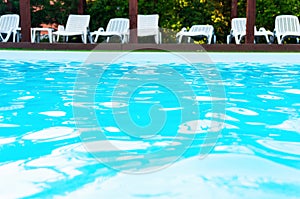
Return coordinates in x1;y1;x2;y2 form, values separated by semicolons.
0;51;300;198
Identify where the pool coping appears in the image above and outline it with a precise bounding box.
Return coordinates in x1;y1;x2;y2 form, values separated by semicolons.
0;42;300;52
1;49;300;64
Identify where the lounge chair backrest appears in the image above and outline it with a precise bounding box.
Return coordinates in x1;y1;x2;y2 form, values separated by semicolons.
0;14;19;33
138;14;159;29
275;15;300;34
231;18;246;34
106;18;129;33
65;14;90;32
189;25;214;35
137;14;159;35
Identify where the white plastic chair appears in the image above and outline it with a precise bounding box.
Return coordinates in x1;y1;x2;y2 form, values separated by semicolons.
227;18;247;44
0;14;20;42
176;25;216;44
52;14;90;44
91;18;129;43
227;18;273;44
274;15;300;44
137;14;161;44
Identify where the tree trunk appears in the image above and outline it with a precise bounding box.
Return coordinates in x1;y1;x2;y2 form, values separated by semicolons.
231;0;238;20
6;0;13;13
246;0;256;44
20;0;31;42
78;0;86;15
129;0;138;43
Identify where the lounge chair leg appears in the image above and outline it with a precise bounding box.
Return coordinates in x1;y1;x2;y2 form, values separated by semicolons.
207;36;211;44
277;37;282;44
94;35;99;43
177;35;183;44
13;32;16;42
154;35;158;44
82;34;87;44
235;36;240;44
264;36;270;44
227;35;231;44
0;34;4;42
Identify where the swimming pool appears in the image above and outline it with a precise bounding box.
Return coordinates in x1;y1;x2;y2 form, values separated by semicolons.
0;50;300;198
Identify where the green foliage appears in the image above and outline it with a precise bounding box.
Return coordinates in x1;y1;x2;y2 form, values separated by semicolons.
0;0;19;15
1;0;78;27
86;0;231;43
0;2;7;14
31;0;79;27
0;0;299;43
87;0;128;31
262;0;300;31
238;0;300;32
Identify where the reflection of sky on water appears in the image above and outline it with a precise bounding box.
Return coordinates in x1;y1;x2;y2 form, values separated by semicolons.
61;154;300;199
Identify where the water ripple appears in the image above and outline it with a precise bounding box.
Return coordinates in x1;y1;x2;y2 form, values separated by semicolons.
22;127;79;143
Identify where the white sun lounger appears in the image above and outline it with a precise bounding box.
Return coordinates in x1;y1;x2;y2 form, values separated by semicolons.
274;15;300;44
137;14;162;44
0;14;20;42
176;25;216;44
91;18;129;43
52;14;90;44
227;18;273;44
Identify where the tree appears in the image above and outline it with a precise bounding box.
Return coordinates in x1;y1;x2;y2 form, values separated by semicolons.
31;0;79;27
87;0;128;32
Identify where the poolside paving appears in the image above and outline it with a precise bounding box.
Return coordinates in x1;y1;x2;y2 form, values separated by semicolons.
0;42;300;52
